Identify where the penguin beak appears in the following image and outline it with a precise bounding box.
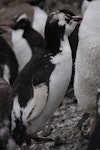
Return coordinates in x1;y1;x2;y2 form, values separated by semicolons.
72;16;82;22
0;22;15;28
0;27;7;34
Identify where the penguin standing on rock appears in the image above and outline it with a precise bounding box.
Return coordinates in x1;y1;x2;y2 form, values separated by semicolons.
10;9;82;145
0;27;18;85
1;14;45;72
74;0;100;134
26;0;48;38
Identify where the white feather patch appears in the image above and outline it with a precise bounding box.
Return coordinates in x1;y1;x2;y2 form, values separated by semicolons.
12;83;48;128
17;14;27;22
22;83;48;123
58;13;66;26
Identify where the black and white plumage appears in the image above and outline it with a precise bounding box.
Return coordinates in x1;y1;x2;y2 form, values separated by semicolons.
0;78;17;150
26;0;48;38
0;28;18;85
87;88;100;150
74;0;100;113
10;9;82;145
26;0;82;91
2;14;45;72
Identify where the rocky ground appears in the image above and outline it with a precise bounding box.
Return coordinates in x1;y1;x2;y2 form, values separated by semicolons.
0;0;89;150
19;98;88;150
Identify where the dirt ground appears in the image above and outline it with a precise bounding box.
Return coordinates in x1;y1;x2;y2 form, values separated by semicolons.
0;0;89;150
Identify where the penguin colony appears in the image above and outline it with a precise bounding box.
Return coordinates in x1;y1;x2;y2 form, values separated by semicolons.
0;0;99;149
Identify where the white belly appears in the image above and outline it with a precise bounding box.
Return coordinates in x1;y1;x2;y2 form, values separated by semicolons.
12;30;32;72
27;47;72;134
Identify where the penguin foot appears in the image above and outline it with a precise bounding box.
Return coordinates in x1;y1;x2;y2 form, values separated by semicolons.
77;112;96;139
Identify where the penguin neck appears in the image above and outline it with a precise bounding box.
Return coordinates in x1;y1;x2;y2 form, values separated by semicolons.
45;34;70;56
60;35;71;54
33;6;47;21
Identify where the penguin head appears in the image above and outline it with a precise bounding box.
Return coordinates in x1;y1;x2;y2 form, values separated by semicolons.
60;9;82;36
44;9;82;53
0;14;31;31
45;9;82;40
25;0;46;9
10;14;31;31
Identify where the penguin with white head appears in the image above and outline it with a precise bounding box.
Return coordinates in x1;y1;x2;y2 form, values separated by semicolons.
10;9;82;145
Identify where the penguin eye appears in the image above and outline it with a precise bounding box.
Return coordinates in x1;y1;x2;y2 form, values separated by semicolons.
65;16;71;23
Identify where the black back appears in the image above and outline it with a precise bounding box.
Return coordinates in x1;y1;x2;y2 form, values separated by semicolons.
12;49;55;108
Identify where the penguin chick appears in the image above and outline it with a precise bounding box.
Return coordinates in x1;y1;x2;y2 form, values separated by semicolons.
10;9;82;145
1;14;45;72
26;0;48;38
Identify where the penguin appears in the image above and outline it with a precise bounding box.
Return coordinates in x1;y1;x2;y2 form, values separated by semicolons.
1;14;45;72
0;28;18;85
10;9;82;145
0;78;17;150
74;0;100;129
26;0;48;38
67;0;92;92
26;0;80;92
87;88;100;150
